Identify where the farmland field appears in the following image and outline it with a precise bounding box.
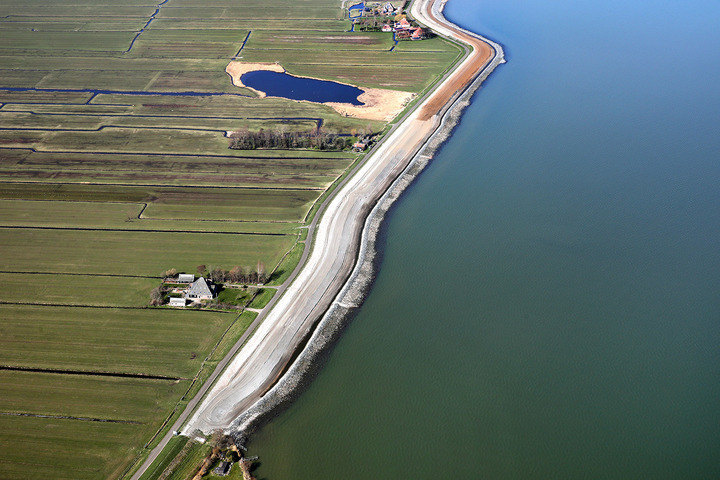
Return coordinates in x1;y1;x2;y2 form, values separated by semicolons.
0;0;461;477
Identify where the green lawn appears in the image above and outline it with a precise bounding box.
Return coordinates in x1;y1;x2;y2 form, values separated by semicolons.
0;199;301;234
0;370;188;423
214;286;256;307
267;241;305;285
0;414;147;480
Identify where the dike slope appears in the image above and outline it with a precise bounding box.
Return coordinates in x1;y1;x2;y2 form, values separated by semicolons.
181;0;505;440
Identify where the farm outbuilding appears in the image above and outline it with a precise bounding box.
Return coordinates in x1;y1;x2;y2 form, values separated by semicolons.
177;274;194;283
169;297;186;307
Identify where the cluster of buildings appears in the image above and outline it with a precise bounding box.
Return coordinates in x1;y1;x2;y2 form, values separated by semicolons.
382;16;426;40
354;1;399;16
352;136;372;152
167;275;215;307
350;2;427;40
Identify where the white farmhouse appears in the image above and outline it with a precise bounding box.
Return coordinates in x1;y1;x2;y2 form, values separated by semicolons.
185;277;214;301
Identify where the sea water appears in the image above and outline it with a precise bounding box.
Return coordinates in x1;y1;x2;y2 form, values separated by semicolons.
248;0;720;477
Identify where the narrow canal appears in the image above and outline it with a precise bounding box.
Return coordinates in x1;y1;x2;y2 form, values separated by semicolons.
248;0;720;477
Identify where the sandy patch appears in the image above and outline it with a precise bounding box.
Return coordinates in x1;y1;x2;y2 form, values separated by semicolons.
226;60;414;121
325;88;414;122
225;61;285;97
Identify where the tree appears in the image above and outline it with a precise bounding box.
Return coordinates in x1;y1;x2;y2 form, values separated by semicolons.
196;264;207;277
210;267;226;284
229;266;243;284
162;268;177;279
257;261;267;284
150;287;164;306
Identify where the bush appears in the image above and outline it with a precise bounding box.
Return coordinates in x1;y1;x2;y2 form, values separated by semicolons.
229;128;355;151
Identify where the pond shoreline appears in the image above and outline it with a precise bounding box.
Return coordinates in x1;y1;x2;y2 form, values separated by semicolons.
225;60;414;121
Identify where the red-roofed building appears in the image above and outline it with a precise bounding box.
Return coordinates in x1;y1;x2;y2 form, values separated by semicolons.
394;17;411;30
411;27;425;39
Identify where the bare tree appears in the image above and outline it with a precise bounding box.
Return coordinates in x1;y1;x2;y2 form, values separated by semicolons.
210;267;226;284
150;287;164;306
257;261;266;284
162;268;178;280
229;266;242;284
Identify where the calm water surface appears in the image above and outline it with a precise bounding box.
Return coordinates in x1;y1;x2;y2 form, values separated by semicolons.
249;0;720;477
241;70;365;105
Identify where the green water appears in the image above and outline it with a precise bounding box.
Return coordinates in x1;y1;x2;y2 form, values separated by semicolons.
248;0;720;477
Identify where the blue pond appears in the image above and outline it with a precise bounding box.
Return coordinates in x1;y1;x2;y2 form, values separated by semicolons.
241;70;365;105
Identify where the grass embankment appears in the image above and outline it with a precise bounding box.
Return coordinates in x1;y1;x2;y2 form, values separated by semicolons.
267;241;305;286
247;288;276;309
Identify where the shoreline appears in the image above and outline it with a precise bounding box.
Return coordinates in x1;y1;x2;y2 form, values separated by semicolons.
227;1;506;443
129;1;505;476
231;54;503;445
184;0;505;437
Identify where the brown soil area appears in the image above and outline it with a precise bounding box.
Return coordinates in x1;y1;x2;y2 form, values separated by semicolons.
416;3;494;120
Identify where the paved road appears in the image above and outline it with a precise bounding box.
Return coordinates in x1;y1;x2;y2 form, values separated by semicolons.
130;0;500;477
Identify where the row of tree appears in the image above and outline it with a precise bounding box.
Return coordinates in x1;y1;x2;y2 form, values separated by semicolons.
163;264;269;285
198;264;268;285
354;17;388;31
229;128;359;151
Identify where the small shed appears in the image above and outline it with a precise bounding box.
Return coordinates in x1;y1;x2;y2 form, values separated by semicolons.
169;297;186;307
177;274;194;283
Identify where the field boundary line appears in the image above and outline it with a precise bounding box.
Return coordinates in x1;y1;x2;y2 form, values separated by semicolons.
0;365;186;381
0;270;160;278
0;412;144;424
0;225;290;236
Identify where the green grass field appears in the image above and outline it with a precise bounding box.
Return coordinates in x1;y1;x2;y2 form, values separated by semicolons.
0;0;460;477
0;305;236;377
0;272;157;306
